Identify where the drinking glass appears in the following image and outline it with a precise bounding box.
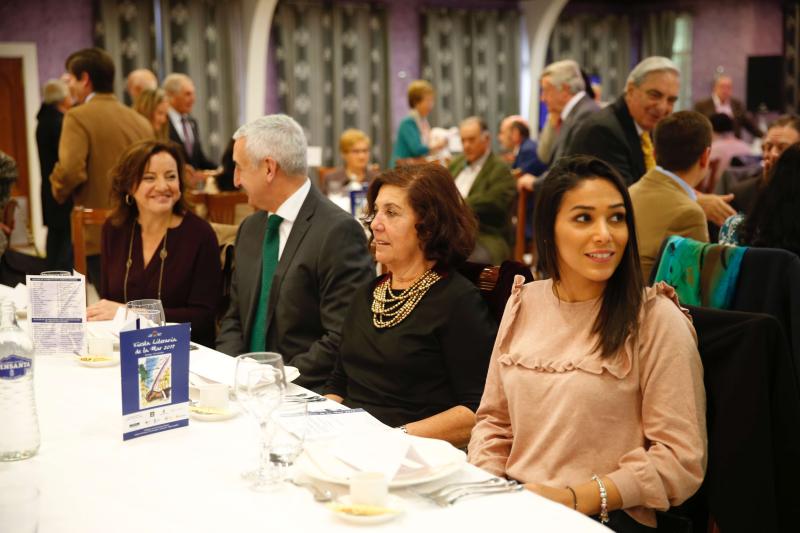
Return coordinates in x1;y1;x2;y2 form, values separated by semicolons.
125;299;165;328
234;352;285;490
269;399;309;484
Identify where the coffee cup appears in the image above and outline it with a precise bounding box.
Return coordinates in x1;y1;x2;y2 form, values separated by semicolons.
349;472;388;506
198;383;229;410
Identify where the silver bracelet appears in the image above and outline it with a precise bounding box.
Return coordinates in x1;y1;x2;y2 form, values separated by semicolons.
591;474;609;524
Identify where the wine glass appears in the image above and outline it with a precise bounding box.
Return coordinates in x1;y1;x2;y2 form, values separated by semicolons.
269;399;309;484
125;299;165;328
233;352;285;490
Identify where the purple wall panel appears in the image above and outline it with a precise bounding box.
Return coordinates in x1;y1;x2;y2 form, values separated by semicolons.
0;0;93;89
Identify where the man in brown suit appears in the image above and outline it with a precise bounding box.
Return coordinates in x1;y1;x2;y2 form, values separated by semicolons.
50;48;153;283
630;111;712;281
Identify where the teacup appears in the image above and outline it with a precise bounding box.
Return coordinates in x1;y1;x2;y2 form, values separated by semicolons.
198;383;229;410
349;472;388;506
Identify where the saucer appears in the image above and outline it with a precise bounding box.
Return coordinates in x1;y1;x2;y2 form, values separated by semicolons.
328;495;404;525
75;354;120;368
189;403;239;422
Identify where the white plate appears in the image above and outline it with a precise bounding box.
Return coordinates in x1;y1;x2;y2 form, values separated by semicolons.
329;495;404;525
189;403;239;422
297;435;466;488
74;355;120;368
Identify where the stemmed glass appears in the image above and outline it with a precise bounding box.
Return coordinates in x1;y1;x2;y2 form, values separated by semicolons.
269;399;309;484
234;352;286;490
125;299;165;327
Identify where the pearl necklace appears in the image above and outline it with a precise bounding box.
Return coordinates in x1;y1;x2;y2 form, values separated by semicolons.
371;269;441;329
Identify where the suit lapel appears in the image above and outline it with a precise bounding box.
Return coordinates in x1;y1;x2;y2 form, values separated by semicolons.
614;96;646;180
264;186;318;333
469;153;497;198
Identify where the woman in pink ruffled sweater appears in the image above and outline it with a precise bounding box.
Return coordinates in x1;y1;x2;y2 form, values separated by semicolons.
468;156;707;532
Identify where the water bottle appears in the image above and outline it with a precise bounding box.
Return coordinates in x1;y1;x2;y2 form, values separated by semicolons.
0;300;40;461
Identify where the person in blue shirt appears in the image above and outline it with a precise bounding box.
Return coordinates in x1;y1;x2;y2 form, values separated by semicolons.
390;80;445;167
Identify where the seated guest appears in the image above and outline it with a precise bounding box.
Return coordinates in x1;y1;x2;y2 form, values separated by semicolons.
87;140;222;347
322;164;496;447
709;113;752;186
448;117;515;264
390;80;446;167
719;143;800;255
725;115;800;215
323;128;378;195
694;75;762;139
498;115;547;176
216;114;373;390
469;156;706;530
630;111;711;281
133;88;169;140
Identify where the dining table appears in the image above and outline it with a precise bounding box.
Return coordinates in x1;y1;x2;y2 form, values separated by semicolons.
0;321;608;533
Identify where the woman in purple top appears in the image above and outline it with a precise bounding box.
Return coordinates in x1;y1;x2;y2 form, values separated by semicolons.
86;140;222;346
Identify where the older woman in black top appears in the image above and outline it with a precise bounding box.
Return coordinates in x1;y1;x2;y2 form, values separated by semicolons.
86;140;221;346
322;164;496;447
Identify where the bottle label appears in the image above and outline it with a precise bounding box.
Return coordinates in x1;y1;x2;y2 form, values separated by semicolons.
0;354;32;379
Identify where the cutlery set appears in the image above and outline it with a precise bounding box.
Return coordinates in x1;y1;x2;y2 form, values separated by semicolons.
414;477;523;506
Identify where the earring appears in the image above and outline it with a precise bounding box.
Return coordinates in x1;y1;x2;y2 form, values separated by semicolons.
125;194;133;206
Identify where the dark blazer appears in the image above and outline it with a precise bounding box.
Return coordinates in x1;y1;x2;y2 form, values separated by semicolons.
552;94;601;163
216;184;374;390
729;174;762;214
513;138;547;176
694;97;763;138
168;115;216;170
35;103;71;228
567;95;646;186
449;152;515;264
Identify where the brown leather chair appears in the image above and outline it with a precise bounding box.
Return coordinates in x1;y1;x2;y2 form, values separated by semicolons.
205;191;250;224
70;206;111;275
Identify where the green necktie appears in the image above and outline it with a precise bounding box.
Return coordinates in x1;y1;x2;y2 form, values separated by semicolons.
249;214;283;352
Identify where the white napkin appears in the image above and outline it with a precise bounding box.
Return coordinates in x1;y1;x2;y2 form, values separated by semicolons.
0;283;29;310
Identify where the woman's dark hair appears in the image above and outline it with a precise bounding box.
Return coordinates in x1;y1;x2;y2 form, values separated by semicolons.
740;143;800;255
534;155;644;358
365;163;477;270
215;138;237;191
109;140;189;226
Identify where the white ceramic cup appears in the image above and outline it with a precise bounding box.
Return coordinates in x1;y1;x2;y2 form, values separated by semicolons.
87;337;113;357
198;383;229;410
349;472;388;506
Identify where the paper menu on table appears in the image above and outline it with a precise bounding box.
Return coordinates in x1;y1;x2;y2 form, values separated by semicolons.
26;273;86;355
277;407;387;442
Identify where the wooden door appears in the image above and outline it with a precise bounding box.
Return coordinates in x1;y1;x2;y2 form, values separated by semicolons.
0;57;29;200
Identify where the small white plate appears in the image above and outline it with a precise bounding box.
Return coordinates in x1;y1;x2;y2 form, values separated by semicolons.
329;495;404;525
189;403;239;422
75;355;120;368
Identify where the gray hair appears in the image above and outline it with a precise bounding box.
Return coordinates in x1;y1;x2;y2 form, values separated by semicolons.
542;60;585;94
626;56;680;87
233;114;308;177
162;73;192;96
42;79;69;104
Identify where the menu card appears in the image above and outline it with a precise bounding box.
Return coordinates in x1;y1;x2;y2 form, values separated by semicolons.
120;323;190;441
26;273;86;355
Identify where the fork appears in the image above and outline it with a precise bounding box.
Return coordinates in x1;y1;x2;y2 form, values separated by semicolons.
432;481;523;506
415;477;506;500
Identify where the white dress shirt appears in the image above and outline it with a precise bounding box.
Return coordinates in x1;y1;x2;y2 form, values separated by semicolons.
561;90;586;121
712;94;734;117
455;150;490;198
167;107;195;145
273;178;311;258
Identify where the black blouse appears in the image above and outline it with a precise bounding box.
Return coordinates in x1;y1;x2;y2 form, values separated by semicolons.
99;211;222;346
323;270;497;427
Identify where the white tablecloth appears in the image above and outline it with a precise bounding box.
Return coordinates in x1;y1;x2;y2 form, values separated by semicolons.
0;323;607;533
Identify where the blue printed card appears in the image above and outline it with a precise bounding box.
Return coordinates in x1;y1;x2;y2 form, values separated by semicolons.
120;323;190;441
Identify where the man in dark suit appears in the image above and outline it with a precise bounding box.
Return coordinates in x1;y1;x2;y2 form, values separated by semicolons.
36;79;73;271
694;75;763;139
497;115;547;176
567;56;737;226
217;114;373;390
163;73;216;171
448;117;515;264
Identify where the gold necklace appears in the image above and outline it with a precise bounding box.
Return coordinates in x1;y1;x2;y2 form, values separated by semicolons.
124;215;170;303
371;269;441;328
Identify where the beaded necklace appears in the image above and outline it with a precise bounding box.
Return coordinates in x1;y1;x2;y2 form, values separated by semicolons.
371;269;442;329
123;215;170;303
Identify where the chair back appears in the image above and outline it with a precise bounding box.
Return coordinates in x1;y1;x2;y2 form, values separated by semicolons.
458;260;534;323
205;191;250;224
210;222;238;320
316;166;337;192
70;206;112;275
514;188;529;262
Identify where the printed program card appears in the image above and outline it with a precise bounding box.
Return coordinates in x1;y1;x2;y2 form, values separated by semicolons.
120;323;190;441
26;273;86;355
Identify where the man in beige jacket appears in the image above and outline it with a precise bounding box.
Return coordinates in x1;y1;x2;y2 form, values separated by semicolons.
630;111;711;281
50;48;153;283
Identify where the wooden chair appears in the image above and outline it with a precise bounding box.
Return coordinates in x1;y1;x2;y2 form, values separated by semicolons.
70;206;111;275
205;191;249;224
514;188;530;262
458;260;534;323
316;166;337;193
